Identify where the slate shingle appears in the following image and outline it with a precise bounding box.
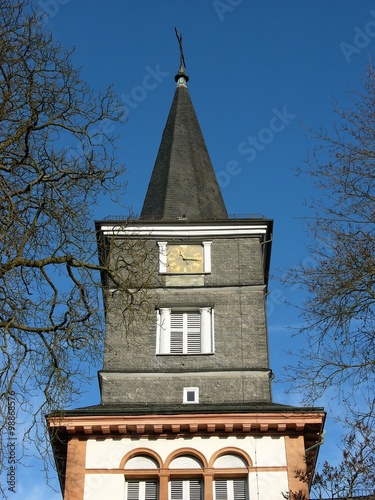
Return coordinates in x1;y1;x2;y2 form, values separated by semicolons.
140;75;228;220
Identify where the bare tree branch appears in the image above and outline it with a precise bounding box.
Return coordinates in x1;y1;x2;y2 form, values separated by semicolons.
0;1;154;490
283;65;375;418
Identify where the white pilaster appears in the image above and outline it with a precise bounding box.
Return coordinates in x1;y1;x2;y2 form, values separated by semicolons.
159;308;171;354
202;241;212;273
157;241;167;273
199;307;211;353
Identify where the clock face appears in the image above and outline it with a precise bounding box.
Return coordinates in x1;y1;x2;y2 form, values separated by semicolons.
167;244;204;273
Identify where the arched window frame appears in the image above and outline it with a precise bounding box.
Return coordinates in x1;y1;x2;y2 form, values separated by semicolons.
165;449;206;500
210;448;252;500
120;447;253;500
122;451;161;500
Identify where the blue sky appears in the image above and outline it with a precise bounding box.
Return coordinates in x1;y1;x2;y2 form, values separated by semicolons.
7;1;375;498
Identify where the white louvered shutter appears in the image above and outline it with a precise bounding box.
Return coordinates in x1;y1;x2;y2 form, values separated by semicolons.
145;481;158;500
170;480;183;500
189;480;202;500
127;481;139;500
170;312;201;354
215;479;227;499
186;313;201;353
233;479;246;499
214;479;247;500
170;479;202;500
126;480;158;500
170;313;184;353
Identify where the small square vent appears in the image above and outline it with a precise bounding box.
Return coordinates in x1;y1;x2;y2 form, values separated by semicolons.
183;387;199;404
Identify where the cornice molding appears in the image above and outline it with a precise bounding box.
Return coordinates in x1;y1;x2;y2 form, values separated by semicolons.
49;411;324;442
97;222;271;239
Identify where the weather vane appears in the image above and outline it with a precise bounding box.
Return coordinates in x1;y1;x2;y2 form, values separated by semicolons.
175;27;186;70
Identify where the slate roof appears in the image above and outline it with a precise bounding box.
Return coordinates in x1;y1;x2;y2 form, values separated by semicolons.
140;70;228;220
49;401;325;417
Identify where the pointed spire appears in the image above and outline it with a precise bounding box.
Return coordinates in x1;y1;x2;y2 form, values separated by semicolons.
140;32;227;221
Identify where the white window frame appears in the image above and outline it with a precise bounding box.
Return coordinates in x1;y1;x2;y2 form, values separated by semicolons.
183;387;199;404
156;308;214;355
125;479;158;500
214;478;248;500
169;479;203;500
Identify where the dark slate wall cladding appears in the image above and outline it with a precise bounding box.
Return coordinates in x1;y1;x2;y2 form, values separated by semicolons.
100;371;271;405
102;234;271;407
107;236;265;288
207;237;264;286
103;287;268;373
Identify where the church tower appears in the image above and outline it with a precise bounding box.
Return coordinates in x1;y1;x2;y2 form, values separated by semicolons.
49;41;325;500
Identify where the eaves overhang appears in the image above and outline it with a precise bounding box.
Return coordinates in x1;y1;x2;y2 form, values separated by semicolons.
48;409;324;442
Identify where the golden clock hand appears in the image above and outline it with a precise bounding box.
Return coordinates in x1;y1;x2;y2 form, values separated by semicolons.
179;251;188;261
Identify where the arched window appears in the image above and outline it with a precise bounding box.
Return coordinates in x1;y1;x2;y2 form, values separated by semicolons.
124;454;160;500
168;453;204;500
123;448;251;500
213;453;249;500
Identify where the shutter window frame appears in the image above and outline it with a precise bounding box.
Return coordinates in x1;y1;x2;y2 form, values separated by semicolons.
170;479;203;500
214;478;247;500
157;308;213;355
125;479;158;500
